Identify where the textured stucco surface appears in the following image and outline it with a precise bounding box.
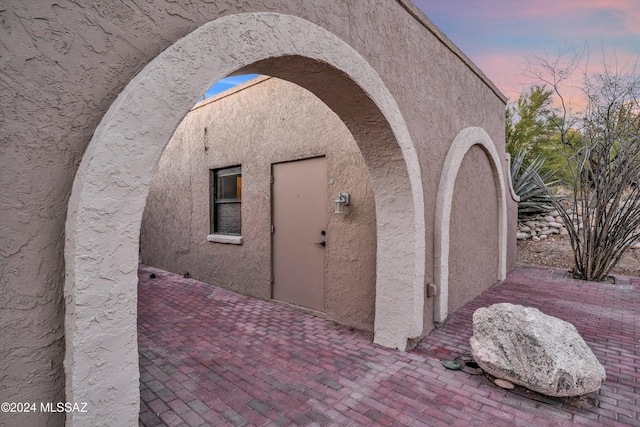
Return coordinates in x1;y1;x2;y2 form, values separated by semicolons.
140;77;377;330
448;145;499;315
0;2;512;426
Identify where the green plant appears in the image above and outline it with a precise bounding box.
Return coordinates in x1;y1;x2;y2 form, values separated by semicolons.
510;150;559;219
506;86;575;183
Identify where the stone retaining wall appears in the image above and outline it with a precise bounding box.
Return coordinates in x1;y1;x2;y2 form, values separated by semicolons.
517;210;570;241
518;209;640;249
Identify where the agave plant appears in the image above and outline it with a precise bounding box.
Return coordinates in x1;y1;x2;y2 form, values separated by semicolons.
511;150;559;219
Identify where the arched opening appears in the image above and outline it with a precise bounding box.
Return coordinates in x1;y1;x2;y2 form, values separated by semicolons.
140;74;379;331
64;12;425;425
433;127;507;323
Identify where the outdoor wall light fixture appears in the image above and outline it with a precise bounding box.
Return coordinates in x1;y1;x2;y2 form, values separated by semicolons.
333;192;350;214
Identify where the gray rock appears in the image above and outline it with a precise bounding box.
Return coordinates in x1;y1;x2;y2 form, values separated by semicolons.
544;215;556;222
470;303;606;397
548;221;564;229
517;232;529;240
519;226;532;232
539;234;548;240
531;236;540;242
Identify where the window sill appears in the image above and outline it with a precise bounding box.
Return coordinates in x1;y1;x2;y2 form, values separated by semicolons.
207;234;243;245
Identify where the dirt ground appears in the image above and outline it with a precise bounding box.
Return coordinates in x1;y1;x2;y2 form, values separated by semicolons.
517;236;640;278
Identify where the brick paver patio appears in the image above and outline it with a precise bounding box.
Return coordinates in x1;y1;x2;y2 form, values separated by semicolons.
138;264;639;426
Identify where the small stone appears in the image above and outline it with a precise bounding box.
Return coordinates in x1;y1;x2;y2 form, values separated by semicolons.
555;216;563;223
544;215;555;222
548;221;564;229
541;226;549;231
539;234;548;240
632;241;640;249
532;236;541;242
519;226;532;232
549;210;559;217
559;228;569;236
442;359;462;370
517;232;529;240
530;230;537;236
525;221;536;228
494;379;515;389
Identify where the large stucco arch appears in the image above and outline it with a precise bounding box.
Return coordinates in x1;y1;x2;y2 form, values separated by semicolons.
64;12;425;425
433;127;507;323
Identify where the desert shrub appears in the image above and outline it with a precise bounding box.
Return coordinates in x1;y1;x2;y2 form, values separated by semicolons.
511;150;558;219
531;51;640;281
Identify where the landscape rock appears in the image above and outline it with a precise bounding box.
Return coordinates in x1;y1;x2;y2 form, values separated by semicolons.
517;232;529;240
544;215;556;222
539;229;556;235
470;303;606;397
548;221;564;229
494;379;515;390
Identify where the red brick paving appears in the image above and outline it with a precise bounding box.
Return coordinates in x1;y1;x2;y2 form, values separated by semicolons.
138;264;640;426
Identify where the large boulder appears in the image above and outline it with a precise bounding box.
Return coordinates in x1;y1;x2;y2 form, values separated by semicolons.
470;303;606;397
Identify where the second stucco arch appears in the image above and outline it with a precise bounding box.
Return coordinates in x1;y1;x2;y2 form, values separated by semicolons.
64;12;426;426
433;127;507;323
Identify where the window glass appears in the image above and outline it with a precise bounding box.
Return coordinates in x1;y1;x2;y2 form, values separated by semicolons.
214;203;241;235
216;173;241;200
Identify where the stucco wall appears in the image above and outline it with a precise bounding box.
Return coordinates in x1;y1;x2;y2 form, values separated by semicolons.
0;1;513;425
448;145;499;314
140;77;377;330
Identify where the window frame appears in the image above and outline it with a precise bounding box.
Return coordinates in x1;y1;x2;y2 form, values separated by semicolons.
210;165;242;237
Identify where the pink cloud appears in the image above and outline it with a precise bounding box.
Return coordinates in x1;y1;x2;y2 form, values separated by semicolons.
475;46;639;112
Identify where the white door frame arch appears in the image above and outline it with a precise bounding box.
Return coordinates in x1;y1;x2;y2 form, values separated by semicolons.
433;127;508;323
64;12;425;425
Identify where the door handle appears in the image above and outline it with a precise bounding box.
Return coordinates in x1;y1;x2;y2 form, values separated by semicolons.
315;241;326;247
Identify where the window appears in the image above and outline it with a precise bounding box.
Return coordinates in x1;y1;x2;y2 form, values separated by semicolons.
211;166;242;235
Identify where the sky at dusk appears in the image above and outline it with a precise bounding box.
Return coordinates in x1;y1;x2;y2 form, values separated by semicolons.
414;0;640;104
